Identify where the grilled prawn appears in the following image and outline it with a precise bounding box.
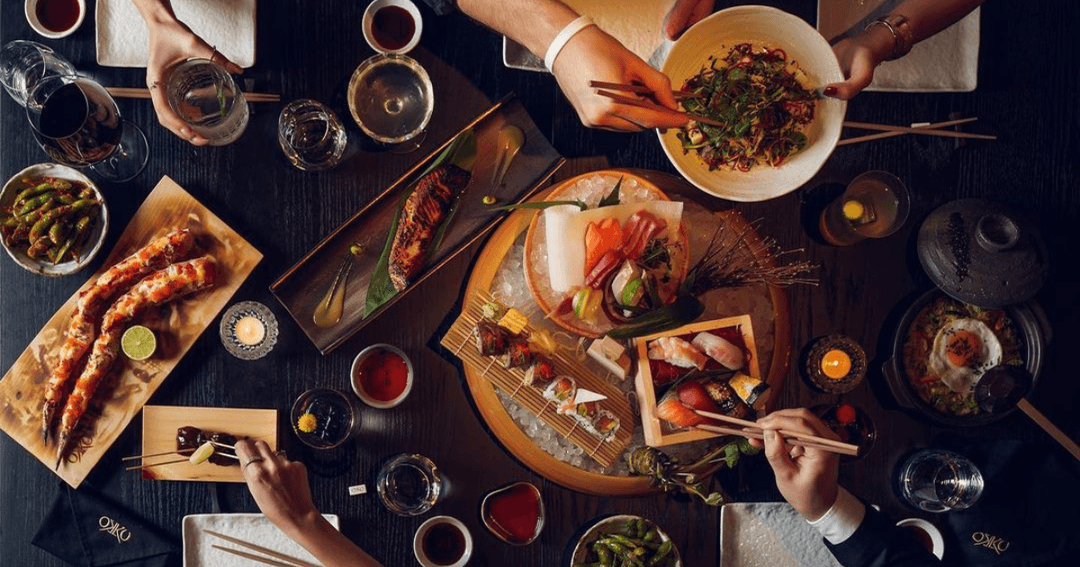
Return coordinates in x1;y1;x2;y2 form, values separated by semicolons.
41;229;196;443
54;257;217;467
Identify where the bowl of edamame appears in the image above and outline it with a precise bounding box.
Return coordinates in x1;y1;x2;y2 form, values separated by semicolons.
571;515;682;567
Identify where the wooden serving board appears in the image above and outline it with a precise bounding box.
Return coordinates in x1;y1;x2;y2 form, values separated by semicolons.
0;176;262;488
140;406;276;483
440;291;634;469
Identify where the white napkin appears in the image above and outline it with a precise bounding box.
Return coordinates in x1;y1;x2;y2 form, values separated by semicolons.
817;0;979;92
95;0;256;68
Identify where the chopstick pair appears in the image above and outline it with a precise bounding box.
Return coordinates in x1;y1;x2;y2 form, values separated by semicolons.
123;440;237;471
693;409;860;457
207;530;319;567
105;86;281;103
589;81;723;127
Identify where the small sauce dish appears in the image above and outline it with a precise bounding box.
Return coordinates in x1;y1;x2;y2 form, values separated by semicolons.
351;343;413;408
362;0;423;55
481;481;545;545
413;515;472;567
896;518;945;560
25;0;85;40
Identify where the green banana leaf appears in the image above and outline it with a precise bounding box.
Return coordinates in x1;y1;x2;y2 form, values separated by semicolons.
364;130;477;317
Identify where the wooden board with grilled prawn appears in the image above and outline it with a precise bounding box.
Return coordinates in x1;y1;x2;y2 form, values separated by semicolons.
523;171;690;338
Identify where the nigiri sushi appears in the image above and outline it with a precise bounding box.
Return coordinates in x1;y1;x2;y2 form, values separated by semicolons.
544;376;576;403
702;380;750;419
522;355;557;387
655;389;706;428
475;319;510;356
692;332;745;370
647;336;708;370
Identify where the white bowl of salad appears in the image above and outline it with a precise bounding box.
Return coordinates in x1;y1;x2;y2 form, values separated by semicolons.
658;5;846;202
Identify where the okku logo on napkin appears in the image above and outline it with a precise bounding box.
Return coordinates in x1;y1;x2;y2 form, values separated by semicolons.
98;515;132;544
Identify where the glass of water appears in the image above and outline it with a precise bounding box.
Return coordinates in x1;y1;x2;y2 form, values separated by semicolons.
278;99;348;171
377;453;442;516
1;40;77;106
897;449;985;512
166;58;249;146
347;54;433;151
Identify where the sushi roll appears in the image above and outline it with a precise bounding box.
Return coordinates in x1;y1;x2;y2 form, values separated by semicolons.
692;331;745;371
544;376;576;404
591;410;620;440
574;400;600;422
647;336;708;370
522;355;557;387
703;380;750;419
500;336;534;369
474;319;510;357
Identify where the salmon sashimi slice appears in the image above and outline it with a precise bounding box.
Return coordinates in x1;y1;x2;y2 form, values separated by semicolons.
388;164;471;291
655;391;706;428
583;218;623;275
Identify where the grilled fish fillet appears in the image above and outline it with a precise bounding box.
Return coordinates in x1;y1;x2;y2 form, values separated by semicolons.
388;164;471;291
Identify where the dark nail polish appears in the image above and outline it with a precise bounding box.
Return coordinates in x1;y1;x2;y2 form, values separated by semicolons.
823;86;837;97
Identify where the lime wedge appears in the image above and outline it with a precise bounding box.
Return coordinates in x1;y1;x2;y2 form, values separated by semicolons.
121;325;156;361
189;441;215;465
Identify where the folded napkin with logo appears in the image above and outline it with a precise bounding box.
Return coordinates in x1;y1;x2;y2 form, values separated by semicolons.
32;482;178;567
936;434;1080;567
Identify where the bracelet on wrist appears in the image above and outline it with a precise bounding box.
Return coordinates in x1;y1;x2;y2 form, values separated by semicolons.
865;14;913;61
544;15;595;72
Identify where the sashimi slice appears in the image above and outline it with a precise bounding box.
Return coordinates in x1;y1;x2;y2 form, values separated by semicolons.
656;391;705;428
584;218;623;275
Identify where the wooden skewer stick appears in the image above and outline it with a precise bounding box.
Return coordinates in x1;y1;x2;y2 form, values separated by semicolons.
693;409;860;454
208;530;320;567
106;86;280;102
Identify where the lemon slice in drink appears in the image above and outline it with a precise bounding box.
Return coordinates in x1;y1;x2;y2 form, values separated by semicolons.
842;199;865;221
188;442;215;465
121;325;156;361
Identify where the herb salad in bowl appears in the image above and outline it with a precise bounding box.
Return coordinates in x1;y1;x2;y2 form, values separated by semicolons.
659;5;846;202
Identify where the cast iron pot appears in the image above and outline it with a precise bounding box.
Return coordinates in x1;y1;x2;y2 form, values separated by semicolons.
883;288;1049;427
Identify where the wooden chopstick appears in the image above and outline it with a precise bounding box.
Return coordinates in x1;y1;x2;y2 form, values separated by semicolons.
595;89;724;127
693;409;860;456
838;118;994;146
212;545;300;567
123;451;238;471
588;80;697;100
208;530;320;567
105;86;281;103
122;448;193;461
695;423;858;456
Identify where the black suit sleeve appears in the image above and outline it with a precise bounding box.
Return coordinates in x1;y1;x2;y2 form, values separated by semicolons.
826;506;946;567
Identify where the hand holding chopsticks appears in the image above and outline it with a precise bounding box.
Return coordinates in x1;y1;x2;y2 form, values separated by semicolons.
693;409;860;457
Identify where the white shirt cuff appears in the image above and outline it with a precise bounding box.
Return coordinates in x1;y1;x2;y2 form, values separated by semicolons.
806;487;866;545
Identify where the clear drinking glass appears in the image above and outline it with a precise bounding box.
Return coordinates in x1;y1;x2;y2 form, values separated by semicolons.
25;74;149;182
897;449;985;512
377;453;443;516
278;99;348;171
290;388;361;449
166;59;249;146
0;40;76;106
347;54;433;151
819;171;911;246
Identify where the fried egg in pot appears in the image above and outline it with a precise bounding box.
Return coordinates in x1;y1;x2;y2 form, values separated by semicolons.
928;318;1002;395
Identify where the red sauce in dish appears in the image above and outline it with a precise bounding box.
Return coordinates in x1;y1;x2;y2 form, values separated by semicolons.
355;348;409;402
484;483;542;544
36;0;81;33
422;522;466;565
371;6;415;51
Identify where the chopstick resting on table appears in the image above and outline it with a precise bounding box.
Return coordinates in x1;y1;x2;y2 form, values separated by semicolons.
106;86;280;103
207;530;320;567
839;118;995;145
693;409;860;457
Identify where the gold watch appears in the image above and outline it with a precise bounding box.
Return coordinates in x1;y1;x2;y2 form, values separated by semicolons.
866;14;914;60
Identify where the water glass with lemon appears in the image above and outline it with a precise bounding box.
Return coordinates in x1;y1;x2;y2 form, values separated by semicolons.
818;171;911;246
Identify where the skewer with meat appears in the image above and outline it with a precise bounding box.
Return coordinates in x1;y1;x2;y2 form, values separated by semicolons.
388;164;471;291
55;257;218;467
41;229;197;443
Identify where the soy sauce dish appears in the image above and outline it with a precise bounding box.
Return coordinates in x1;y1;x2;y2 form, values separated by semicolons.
351;344;413;408
25;0;86;39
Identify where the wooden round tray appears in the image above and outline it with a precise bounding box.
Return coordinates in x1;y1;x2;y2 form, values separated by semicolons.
461;169;792;496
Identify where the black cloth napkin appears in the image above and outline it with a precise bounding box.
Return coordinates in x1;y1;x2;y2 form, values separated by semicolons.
936;434;1080;567
32;482;178;567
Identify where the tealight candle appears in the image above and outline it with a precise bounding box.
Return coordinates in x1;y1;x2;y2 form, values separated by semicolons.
234;315;265;346
820;349;852;380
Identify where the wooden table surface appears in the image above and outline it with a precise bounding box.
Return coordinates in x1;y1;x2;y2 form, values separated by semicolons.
2;1;1078;566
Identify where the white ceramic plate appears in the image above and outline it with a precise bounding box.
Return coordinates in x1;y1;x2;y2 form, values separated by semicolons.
658;5;846;202
571;515;682;567
1;163;108;276
183;513;339;567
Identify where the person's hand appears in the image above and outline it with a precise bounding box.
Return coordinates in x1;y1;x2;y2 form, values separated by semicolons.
662;0;715;40
235;439;319;534
144;17;242;145
823;25;895;100
749;408;841;521
550;26;688;132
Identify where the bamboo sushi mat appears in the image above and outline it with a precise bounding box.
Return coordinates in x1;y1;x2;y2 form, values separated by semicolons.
441;290;633;468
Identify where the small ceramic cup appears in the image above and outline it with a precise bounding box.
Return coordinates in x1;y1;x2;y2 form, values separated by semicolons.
351;344;414;409
25;0;86;40
413;516;473;567
362;0;423;55
896;518;945;560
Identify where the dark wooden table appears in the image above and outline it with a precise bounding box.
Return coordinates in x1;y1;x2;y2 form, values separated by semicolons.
3;1;1078;566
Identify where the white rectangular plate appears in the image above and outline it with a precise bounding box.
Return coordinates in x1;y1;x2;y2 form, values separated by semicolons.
183;513;339;567
720;503;842;567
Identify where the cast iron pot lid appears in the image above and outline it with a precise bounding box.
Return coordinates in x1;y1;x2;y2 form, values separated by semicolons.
917;199;1048;308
